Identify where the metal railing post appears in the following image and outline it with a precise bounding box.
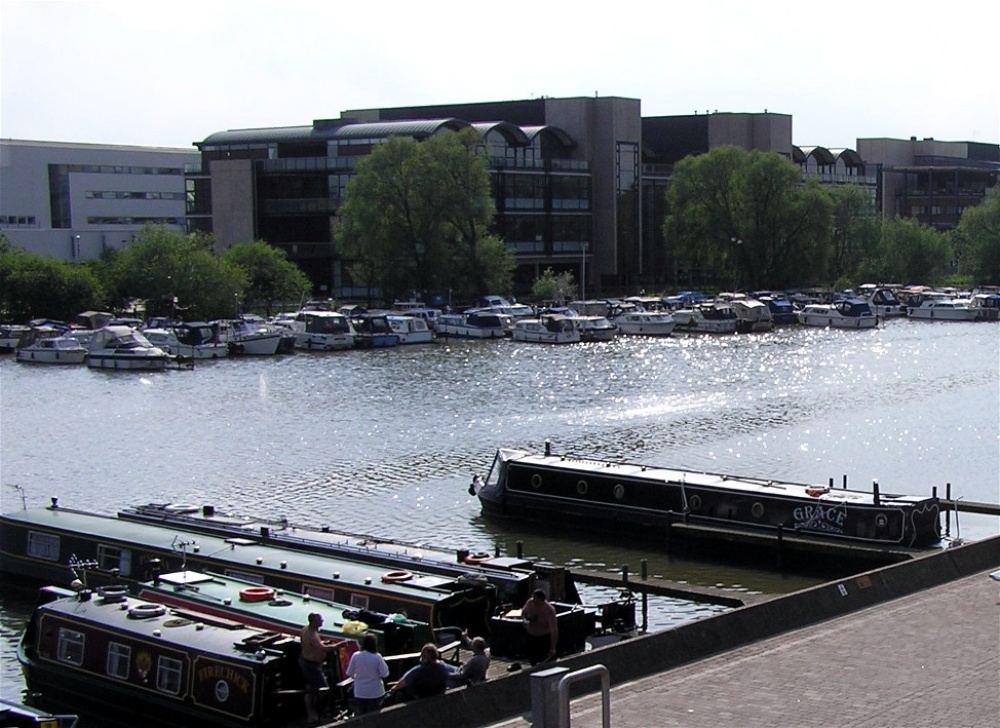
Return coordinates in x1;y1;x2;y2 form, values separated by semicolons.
556;664;611;728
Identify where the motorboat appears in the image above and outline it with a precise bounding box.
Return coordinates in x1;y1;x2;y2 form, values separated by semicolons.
796;299;878;329
0;324;32;352
386;314;435;344
14;335;87;364
436;309;512;339
671;303;737;334
290;309;356;350
349;312;400;348
730;298;774;333
862;286;907;317
969;293;1000;321
611;310;676;336
758;295;798;324
511;314;581;344
142;321;228;360
573;315;618;342
907;296;980;321
85;326;172;370
214;316;285;355
472;443;942;550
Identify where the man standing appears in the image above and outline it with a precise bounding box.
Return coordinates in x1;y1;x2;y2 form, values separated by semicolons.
521;589;558;665
299;612;337;725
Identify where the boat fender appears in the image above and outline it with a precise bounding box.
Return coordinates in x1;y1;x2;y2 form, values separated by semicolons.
530;474;542;488
381;570;414;583
128;603;168;619
343;620;368;635
239;586;276;602
463;552;493;565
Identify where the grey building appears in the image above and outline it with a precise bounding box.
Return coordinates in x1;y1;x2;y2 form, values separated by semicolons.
0;139;198;261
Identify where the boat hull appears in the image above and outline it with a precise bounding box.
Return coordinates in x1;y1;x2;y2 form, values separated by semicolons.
85;354;169;370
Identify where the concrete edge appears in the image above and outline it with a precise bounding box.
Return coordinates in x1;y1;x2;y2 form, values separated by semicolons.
352;535;1000;728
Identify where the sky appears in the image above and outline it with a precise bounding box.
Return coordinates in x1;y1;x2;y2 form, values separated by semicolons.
2;0;998;152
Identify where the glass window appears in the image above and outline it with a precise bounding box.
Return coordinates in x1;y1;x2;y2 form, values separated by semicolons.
97;544;132;576
107;642;131;679
157;656;183;694
57;628;85;665
27;531;60;561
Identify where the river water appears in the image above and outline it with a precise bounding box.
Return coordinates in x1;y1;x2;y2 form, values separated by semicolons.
1;318;997;703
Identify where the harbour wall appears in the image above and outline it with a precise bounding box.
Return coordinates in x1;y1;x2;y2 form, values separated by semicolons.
355;535;1000;728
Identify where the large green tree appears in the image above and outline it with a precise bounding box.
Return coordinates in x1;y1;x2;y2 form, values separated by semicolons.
223;240;312;316
664;146;834;290
874;217;952;285
953;188;1000;286
0;237;106;322
111;226;246;320
828;185;881;285
336;129;514;303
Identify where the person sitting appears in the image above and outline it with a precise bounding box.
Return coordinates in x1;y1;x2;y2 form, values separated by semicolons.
449;630;490;687
386;643;452;700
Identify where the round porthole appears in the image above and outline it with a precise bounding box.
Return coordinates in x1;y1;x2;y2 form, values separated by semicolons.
751;502;765;519
576;480;588;495
875;513;888;529
689;495;702;512
613;484;625;500
530;474;542;488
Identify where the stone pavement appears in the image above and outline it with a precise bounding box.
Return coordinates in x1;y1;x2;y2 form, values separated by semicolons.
486;570;1000;728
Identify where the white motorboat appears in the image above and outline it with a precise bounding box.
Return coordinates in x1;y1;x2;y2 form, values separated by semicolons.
142;322;229;360
907;297;980;321
612;310;677;336
862;286;907;317
0;324;31;352
386;314;435;344
15;335;87;364
671;303;737;334
796;299;878;329
731;298;774;333
290;310;355;350
436;309;512;339
511;314;581;344
215;317;285;355
969;293;1000;321
85;326;172;370
573;315;618;342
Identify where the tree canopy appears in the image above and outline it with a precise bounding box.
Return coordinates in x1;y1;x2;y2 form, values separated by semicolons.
222;240;312;316
0;236;106;322
952;188;1000;286
336;129;515;303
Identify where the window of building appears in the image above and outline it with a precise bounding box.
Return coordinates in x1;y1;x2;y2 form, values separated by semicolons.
57;628;85;665
156;656;183;694
26;531;60;561
107;642;131;679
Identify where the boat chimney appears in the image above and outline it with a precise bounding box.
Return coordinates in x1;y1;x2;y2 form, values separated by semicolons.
202;504;215;517
872;480;880;506
456;549;470;563
544;439;552;457
260;526;270;540
51;497;59;509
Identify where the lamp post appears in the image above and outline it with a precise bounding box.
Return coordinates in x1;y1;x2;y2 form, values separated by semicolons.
730;237;743;292
580;242;589;301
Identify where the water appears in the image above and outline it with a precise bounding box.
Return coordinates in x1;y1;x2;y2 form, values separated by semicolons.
1;318;997;703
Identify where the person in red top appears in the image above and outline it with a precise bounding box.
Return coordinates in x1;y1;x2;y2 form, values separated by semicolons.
521;588;559;665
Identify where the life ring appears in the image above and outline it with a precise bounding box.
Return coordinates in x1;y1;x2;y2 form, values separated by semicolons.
463;552;493;565
688;494;702;512
381;570;414;583
751;502;765;519
805;486;828;498
128;603;167;619
530;473;542;489
164;503;199;514
239;586;276;602
576;480;588;495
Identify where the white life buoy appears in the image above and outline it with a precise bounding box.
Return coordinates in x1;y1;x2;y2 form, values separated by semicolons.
128;603;167;619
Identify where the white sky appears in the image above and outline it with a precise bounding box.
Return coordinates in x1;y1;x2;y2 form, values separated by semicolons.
2;0;997;151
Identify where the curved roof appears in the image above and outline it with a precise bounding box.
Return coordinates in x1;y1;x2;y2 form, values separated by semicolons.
199;126;318;146
828;148;863;166
522;125;576;149
330;118;471;139
796;146;836;165
470;122;530;146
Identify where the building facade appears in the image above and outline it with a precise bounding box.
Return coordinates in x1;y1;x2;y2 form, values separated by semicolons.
0;139;198;261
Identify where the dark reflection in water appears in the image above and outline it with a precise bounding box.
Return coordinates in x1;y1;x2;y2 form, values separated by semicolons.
1;319;997;703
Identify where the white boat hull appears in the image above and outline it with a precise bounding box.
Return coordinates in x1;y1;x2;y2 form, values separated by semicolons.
294;332;354;350
231;333;283;355
15;348;87;364
86;353;169;370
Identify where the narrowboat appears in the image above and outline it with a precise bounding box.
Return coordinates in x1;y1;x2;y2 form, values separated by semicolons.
0;503;498;634
472;443;942;553
18;586;318;727
0;696;78;727
115;502;547;605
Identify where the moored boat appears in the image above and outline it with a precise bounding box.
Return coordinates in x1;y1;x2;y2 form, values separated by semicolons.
907;296;980;321
14;335;87;365
290;310;355;351
796;299;878;329
85;326;172;370
969;293;1000;321
142;321;229;360
730;298;774;333
472;443;941;551
435;310;511;339
611;310;676;336
0;696;78;727
671;302;737;334
510;314;580;344
572;315;618;342
386;314;435;344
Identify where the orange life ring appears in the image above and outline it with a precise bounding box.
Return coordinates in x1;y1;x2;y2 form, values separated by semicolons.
805;486;828;498
464;552;493;565
239;586;276;602
381;570;414;583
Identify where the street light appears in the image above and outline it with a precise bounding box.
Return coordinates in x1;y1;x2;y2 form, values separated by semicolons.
580;242;589;301
730;237;743;292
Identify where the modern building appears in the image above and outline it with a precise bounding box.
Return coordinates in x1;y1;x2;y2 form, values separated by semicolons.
0;139;198;261
857;137;1000;230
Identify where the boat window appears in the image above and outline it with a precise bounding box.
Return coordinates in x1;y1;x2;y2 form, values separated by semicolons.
57;628;85;665
97;544;132;577
303;585;335;603
156;656;184;694
349;593;370;610
107;642;131;679
27;531;60;561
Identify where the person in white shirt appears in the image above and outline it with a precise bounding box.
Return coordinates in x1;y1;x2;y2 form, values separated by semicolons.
346;634;390;715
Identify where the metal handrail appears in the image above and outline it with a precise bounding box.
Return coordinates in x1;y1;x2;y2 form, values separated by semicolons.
557;664;610;728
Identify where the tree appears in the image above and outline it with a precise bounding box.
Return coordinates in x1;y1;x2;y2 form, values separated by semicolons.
953;188;1000;286
0;239;105;322
336;129;514;304
827;186;881;284
664;146;834;290
223;240;312;316
111;226;246;320
875;217;952;285
532;267;576;303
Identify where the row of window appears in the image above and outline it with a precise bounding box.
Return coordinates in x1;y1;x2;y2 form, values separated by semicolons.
57;628;183;693
0;214;37;226
86;217;185;226
85;191;185;201
51;164;184;176
906;205;965;216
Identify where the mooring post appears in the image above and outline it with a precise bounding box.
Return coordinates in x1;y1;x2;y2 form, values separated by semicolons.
640;558;648;633
517;540;524;559
872;480;880;506
828;477;833;489
843;474;848;489
945;482;951;536
495;543;501;557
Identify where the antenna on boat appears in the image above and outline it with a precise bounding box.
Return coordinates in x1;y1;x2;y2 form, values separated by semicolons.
171;535;197;570
948;497;964;548
68;554;99;592
7;484;27;510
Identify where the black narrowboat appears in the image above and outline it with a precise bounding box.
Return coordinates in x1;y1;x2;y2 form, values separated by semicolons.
474;445;942;552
